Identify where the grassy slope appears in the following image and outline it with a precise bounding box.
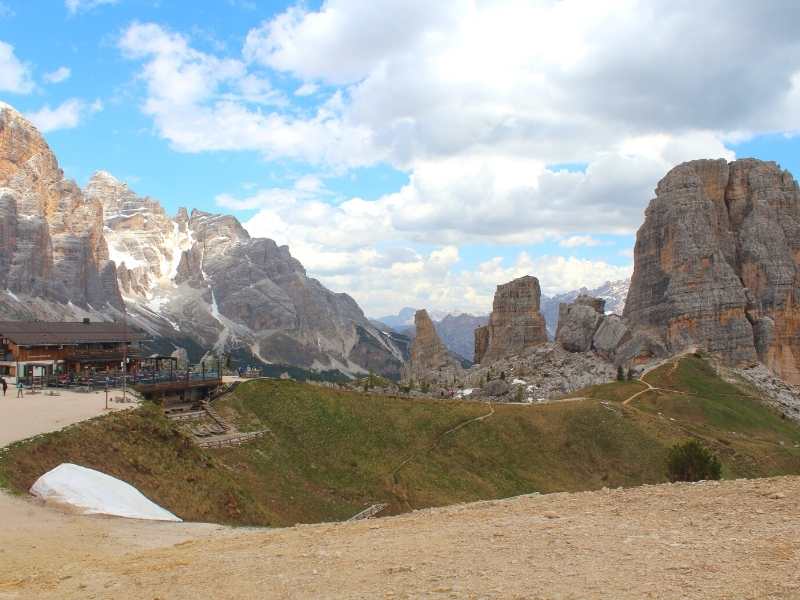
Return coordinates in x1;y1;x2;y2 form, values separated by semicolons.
0;403;274;525
1;355;799;527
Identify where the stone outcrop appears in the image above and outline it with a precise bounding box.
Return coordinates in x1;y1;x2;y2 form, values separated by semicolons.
556;295;605;352
474;275;548;364
0;102;406;380
541;279;630;337
403;309;463;385
624;159;800;383
468;342;617;400
592;314;630;361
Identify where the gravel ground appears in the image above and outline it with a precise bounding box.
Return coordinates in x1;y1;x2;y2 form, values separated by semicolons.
0;388;134;447
2;476;800;599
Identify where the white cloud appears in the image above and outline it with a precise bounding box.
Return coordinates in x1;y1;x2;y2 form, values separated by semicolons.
43;66;71;84
294;82;318;96
25;98;103;132
65;0;118;15
118;22;378;168
307;245;632;317
0;40;33;93
559;236;601;248
121;3;800;313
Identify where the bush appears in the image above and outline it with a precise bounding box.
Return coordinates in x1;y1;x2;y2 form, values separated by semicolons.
617;366;625;381
666;439;721;482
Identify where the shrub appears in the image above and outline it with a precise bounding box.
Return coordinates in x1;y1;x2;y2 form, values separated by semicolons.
514;386;524;403
666;439;722;482
617;366;625;381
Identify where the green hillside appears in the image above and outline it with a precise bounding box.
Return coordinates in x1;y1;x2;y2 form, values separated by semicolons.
1;355;799;527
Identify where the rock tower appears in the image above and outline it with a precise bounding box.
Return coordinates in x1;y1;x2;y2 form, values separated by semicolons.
474;275;548;364
624;158;800;383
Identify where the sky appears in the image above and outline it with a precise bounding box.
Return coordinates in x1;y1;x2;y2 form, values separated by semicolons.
1;0;799;318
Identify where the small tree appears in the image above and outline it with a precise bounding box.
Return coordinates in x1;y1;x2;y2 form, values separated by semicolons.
626;368;634;381
666;439;722;482
514;386;524;403
617;365;625;381
500;371;506;380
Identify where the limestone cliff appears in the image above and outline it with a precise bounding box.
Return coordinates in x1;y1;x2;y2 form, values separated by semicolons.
0;102;122;309
474;275;548;363
624;158;800;383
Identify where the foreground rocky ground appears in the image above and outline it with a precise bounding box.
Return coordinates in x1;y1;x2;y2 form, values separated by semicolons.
2;476;800;599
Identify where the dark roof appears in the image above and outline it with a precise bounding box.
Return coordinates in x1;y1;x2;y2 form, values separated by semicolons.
0;321;148;346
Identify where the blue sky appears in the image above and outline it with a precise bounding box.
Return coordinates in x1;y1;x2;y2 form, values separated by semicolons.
1;1;799;316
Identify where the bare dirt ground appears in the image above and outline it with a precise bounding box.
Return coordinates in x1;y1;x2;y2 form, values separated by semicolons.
2;377;799;599
0;388;134;447
2;476;800;599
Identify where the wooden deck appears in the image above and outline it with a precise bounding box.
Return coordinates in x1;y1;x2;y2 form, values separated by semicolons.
132;377;222;395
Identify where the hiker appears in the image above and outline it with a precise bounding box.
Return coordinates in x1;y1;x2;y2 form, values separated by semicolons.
16;380;23;398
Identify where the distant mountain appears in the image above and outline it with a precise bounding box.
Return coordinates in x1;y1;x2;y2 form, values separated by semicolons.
374;310;489;363
433;313;489;361
377;307;451;330
541;279;630;337
375;307;418;330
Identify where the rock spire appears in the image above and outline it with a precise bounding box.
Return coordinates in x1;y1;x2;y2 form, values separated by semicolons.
474;275;548;364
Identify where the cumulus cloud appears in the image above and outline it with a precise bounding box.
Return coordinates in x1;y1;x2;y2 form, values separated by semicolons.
120;2;800;312
65;0;118;15
294;82;318;96
43;66;71;84
0;40;33;93
308;245;632;317
118;22;379;168
559;236;602;248
25;98;103;132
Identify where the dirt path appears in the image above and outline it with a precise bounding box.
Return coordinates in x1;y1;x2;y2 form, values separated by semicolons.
391;401;495;476
2;476;800;599
622;356;688;405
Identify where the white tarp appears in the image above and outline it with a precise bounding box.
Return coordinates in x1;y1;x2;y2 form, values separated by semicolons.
30;463;182;522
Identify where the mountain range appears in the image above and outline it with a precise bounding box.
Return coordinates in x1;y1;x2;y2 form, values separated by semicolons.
0;102;406;380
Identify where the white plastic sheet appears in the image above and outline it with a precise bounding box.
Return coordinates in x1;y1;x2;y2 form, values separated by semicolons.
30;463;181;522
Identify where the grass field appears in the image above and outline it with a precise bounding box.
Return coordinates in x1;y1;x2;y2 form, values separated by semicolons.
2;355;799;527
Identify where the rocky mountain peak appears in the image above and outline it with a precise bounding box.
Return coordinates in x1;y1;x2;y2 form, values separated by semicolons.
624;158;800;383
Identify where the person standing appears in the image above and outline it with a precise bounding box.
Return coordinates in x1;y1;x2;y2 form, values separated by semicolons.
1;377;6;396
16;380;23;398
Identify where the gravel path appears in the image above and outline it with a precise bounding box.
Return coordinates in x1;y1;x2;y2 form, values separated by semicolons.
2;476;800;599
